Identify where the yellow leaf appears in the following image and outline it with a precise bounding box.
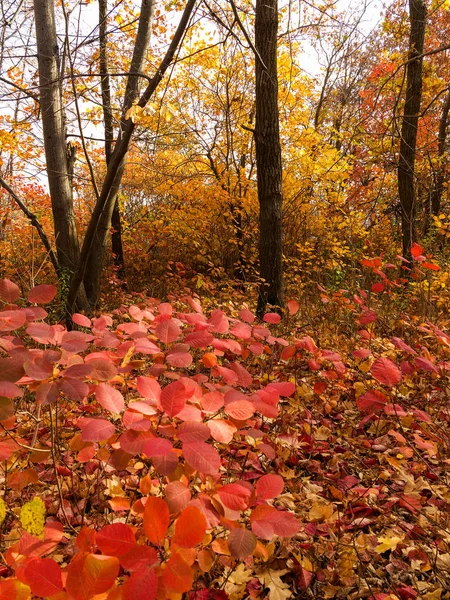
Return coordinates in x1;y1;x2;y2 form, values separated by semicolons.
20;497;46;537
308;501;334;522
375;534;404;553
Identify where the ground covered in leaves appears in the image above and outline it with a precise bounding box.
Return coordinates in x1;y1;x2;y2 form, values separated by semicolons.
1;273;450;600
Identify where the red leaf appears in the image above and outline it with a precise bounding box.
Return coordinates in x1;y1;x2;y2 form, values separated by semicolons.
177;421;210;443
72;313;92;327
143;497;169;545
27;285;57;304
411;242;423;258
371;282;385;293
26;323;55;344
228;362;253;386
122;566;157;600
166;344;192;367
160;380;187;417
153;452;178;476
224;400;255;421
183;441;221;474
155;319;181;344
422;261;440;271
230;321;252;340
136;376;161;403
359;310;377;325
0;279;20;302
59;378;89;402
357;390;387;414
165;481;191;514
18;557;63;597
120;545;158;572
162;552;193;593
173;505;207;547
238;308;255;323
256;474;284;500
215;365;238;385
251;505;299;540
207;419;236;443
218;483;252;511
79;418;115;442
184;330;214;348
0;309;27;332
95;383;125;413
142;438;173;458
371;357;401;387
61;331;95;353
201;391;224;413
0;381;22;398
263;312;281;324
86;357;118;381
96;523;136;557
266;382;295;397
228;529;257;560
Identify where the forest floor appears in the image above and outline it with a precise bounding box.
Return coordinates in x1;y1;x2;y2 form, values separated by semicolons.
0;268;450;600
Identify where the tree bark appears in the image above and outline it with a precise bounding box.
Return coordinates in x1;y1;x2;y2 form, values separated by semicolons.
83;0;155;305
431;89;450;217
99;0;125;278
33;0;80;273
254;0;284;317
397;0;427;264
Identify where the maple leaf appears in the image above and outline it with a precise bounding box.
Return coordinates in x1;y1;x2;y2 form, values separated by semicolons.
258;569;291;600
375;534;404;553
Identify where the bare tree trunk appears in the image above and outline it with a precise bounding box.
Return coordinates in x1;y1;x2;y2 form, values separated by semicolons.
83;0;155;306
398;0;427;264
99;0;125;279
254;0;284;317
33;0;80;273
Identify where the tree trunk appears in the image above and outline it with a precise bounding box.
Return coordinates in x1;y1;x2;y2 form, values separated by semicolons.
254;0;284;317
99;0;125;279
33;0;80;273
431;89;450;217
83;0;155;306
397;0;427;264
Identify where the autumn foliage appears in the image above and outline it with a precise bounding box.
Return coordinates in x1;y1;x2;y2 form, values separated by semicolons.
0;245;450;599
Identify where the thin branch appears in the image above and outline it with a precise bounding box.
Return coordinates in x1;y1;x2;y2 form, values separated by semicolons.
0;76;39;102
227;0;267;69
61;0;100;201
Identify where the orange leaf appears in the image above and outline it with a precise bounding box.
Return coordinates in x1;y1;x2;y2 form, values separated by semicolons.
172;505;206;548
66;554;120;600
162;552;193;593
143;497;169;545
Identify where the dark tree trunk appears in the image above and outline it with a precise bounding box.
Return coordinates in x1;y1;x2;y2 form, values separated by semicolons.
33;0;80;273
397;0;427;264
99;0;125;279
431;89;450;217
254;0;284;317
